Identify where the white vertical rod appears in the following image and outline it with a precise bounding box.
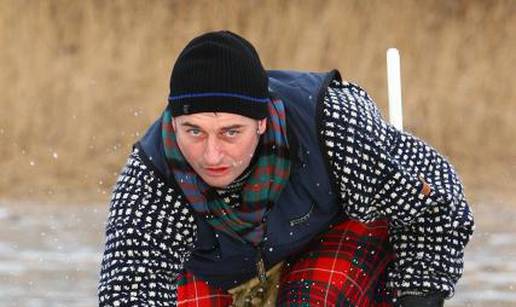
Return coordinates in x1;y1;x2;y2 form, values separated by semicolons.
386;48;403;131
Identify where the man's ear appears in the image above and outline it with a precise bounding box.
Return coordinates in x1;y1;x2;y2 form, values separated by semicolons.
257;118;267;135
172;118;178;132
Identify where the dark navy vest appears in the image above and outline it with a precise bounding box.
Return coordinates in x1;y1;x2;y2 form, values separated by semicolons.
138;70;344;290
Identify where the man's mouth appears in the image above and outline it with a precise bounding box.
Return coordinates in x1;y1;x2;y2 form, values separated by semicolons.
204;167;230;176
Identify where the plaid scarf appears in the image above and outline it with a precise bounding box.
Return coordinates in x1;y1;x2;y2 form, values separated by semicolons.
162;98;291;246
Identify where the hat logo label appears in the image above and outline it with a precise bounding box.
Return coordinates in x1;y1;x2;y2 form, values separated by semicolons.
183;104;190;114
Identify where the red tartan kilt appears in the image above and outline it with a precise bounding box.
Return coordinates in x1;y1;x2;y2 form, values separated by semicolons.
277;218;395;306
177;218;394;306
176;272;233;306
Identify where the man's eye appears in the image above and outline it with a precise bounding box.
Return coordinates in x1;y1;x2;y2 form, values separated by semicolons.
224;130;240;137
187;129;201;136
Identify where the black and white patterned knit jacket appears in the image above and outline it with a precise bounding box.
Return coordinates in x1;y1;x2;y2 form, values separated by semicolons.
98;154;197;306
321;80;474;297
98;80;474;306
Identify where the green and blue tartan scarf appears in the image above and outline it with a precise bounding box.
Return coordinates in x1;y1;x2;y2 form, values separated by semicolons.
162;98;291;246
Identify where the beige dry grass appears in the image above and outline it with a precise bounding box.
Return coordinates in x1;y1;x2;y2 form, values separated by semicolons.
0;0;515;202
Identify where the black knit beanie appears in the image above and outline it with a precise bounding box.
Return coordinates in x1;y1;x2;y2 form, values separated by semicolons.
168;31;269;119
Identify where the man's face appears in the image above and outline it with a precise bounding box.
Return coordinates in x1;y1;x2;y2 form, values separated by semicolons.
173;112;267;188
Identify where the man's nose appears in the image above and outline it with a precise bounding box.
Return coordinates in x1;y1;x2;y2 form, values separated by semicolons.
203;136;224;165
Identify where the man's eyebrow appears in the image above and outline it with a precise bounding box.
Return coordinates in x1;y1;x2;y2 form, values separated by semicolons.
221;124;244;130
180;122;200;128
179;122;245;130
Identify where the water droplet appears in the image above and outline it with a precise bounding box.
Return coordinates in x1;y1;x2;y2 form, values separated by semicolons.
29;160;35;166
52;152;59;159
268;247;273;252
289;231;293;236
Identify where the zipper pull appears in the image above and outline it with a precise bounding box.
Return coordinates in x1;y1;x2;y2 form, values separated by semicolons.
256;247;267;285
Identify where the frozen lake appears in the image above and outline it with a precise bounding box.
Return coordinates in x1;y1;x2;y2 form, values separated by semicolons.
0;201;105;307
0;198;514;306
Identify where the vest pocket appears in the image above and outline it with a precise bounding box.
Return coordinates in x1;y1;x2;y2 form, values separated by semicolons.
288;203;315;227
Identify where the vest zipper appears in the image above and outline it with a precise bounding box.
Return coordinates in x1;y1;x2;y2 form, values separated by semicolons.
255;244;267;285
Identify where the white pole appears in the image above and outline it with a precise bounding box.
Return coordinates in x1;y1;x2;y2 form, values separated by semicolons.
386;48;403;131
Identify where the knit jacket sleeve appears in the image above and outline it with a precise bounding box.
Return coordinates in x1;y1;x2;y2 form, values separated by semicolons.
319;80;474;297
98;147;197;306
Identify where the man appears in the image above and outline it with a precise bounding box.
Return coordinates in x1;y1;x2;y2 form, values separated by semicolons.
98;31;474;306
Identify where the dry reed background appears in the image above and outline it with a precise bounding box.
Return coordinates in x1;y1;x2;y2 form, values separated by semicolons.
0;0;515;203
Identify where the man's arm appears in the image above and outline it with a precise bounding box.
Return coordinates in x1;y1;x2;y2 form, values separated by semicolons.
98;148;197;306
380;129;472;299
319;80;474;302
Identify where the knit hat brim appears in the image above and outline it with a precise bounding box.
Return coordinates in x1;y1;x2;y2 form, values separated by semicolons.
169;93;269;119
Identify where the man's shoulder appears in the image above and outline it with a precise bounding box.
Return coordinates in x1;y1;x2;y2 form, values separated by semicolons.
112;146;175;202
267;69;340;98
108;146;191;224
